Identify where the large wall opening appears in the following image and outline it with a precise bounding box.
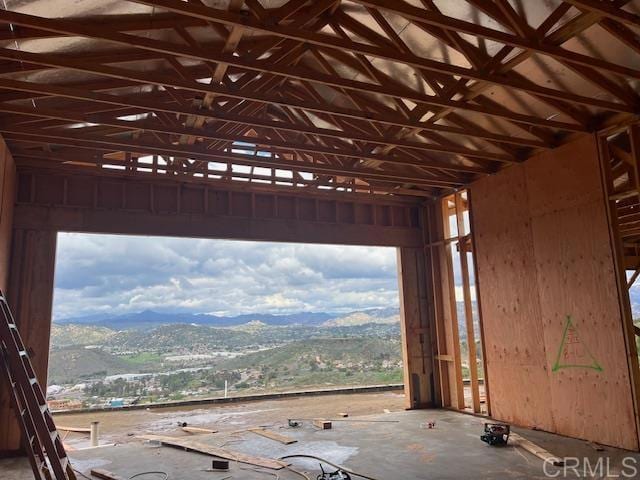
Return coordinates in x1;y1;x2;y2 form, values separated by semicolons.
46;233;403;410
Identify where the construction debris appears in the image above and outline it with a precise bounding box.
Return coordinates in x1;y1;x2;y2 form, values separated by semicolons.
249;428;297;444
480;423;510;446
182;426;218;434
588;441;605;452
282;454;379;480
313;419;332;430
318;463;352;480
210;459;230;471
337;412;349;418
138;434;288;470
510;433;564;466
57;426;91;434
91;469;128;480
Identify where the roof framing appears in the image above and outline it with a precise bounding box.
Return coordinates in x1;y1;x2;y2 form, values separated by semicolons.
0;0;637;198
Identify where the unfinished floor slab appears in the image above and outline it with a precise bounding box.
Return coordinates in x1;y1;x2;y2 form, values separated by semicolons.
4;394;639;480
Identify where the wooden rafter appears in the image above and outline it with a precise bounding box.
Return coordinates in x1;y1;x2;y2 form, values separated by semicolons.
0;0;636;198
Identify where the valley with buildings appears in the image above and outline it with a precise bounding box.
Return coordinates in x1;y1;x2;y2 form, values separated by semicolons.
46;308;404;409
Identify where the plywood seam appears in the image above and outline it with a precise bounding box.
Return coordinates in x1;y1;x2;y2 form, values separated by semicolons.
522;161;557;432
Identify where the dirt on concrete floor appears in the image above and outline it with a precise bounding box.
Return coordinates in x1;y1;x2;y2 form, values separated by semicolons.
54;390;406;448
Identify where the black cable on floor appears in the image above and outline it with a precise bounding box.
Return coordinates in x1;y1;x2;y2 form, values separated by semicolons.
128;472;169;480
279;454;380;480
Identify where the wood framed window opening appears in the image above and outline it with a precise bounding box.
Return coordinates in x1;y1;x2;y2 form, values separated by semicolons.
425;190;489;415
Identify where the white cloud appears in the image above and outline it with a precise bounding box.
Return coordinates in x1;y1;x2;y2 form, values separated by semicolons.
53;233;400;319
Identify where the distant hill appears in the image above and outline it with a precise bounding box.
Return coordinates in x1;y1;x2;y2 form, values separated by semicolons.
106;324;259;351
217;336;401;372
50;324;116;347
323;308;399;327
48;346;142;384
55;308;399;329
47;321;402;387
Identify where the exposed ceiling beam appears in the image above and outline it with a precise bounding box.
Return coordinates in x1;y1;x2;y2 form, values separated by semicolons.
128;0;640;83
0;78;544;154
0;47;589;133
0;102;509;168
4;132;466;189
0;8;632;116
562;0;640;27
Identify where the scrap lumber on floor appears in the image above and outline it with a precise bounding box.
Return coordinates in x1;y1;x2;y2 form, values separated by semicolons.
91;469;128;480
137;434;288;470
510;433;564;466
248;428;297;444
57;426;91;434
182;426;218;434
313;419;332;430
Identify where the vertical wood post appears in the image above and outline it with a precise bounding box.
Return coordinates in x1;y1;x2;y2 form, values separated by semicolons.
0;228;57;453
398;246;435;408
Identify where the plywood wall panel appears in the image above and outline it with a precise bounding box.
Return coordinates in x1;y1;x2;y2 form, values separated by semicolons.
525;136;603;216
472;135;639;450
472;164;554;432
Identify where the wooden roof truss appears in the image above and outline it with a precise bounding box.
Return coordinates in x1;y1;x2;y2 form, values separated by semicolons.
0;0;638;198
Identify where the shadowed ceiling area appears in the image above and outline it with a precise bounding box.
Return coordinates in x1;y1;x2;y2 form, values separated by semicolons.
0;0;638;198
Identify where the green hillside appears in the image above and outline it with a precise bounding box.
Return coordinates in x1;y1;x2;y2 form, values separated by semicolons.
47;321;403;403
48;346;142;384
219;337;399;370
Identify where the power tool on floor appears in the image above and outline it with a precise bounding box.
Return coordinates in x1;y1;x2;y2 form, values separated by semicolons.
317;464;352;480
480;423;510;446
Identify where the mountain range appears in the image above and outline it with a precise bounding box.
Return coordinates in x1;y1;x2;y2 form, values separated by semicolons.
55;307;400;330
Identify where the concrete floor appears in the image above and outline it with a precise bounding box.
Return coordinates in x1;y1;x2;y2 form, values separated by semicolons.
2;397;640;479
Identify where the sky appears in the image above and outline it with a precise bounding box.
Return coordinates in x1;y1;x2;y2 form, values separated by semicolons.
52;233;400;320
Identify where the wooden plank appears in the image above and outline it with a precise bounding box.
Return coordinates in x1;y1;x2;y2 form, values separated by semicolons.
441;198;466;410
57;426;91;434
182;426;218;434
468;191;492;415
455;192;481;414
435;354;454;362
91;469;128;480
510;433;564;466
425;203;451;408
248;428;297;445
137;434;288;470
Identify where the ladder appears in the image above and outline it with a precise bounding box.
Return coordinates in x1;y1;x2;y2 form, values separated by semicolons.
0;291;76;480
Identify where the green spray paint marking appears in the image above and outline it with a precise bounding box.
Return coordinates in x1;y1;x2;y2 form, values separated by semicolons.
552;315;603;372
